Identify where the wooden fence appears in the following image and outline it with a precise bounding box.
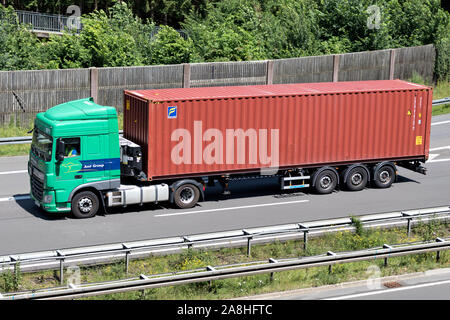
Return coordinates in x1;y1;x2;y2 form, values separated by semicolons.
0;44;436;126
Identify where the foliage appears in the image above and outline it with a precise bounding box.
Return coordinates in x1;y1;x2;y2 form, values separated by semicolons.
0;5;41;70
1;264;22;292
40;2;151;68
183;0;321;61
350;216;365;237
0;1;449;80
435;37;450;81
147;25;194;64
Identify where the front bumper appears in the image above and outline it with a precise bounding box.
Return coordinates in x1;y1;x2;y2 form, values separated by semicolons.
30;189;70;213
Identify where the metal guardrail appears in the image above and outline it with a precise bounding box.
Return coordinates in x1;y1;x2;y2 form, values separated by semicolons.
1;237;448;300
15;10;81;34
0;206;448;277
432;97;450;106
0;97;448;146
13;10;187;38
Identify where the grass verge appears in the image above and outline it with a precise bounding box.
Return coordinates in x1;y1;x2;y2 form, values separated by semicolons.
1;219;448;299
431;81;450;116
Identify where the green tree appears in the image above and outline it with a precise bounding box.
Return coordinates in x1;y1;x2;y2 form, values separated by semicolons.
40;1;155;68
147;25;193;64
0;5;42;70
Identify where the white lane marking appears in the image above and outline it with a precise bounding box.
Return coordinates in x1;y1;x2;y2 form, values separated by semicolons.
0;195;31;202
428;158;450;163
427;146;450;163
326;278;450;300
431;120;450;126
429;146;450;152
154;199;310;217
0;170;27;175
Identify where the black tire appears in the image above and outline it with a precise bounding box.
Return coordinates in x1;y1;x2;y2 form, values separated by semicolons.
345;166;368;191
373;165;396;188
71;191;99;219
314;169;338;194
173;184;200;209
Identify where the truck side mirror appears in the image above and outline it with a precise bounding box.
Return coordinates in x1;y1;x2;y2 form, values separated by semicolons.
56;138;65;162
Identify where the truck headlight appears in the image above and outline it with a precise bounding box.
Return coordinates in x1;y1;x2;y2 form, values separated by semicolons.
43;195;53;204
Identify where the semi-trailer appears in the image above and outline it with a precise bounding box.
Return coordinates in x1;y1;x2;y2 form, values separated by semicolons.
28;80;432;218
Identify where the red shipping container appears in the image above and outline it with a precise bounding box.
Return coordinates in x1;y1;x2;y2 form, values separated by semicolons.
123;80;432;181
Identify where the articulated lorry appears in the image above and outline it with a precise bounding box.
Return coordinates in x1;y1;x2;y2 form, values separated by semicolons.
28;80;432;218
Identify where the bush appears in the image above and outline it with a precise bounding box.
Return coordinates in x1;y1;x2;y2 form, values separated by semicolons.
435;37;450;81
148;26;194;65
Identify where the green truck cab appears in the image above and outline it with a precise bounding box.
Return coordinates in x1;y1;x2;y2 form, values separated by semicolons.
28;98;121;218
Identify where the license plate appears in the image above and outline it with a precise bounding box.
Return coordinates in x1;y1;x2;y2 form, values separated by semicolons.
35;200;40;207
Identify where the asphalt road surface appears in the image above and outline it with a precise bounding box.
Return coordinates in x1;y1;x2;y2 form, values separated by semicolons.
0;114;449;255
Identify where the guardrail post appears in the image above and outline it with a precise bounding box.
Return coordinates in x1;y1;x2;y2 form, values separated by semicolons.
206;266;215;287
269;258;277;282
436;238;444;262
299;224;309;251
247;237;253;257
12;258;20;283
406;217;412;237
383;244;392;267
123;244;131;274
56;250;65;285
243;230;253;257
327;251;336;273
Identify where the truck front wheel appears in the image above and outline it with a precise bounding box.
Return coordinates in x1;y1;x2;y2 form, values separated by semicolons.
71;191;99;218
173;184;200;209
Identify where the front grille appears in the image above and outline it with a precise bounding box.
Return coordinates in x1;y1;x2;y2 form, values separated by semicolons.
31;174;44;201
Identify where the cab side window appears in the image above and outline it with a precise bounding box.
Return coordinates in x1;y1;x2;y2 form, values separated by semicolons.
63;138;81;157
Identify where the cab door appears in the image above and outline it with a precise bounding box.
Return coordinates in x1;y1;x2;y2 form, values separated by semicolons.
55;137;84;202
79;135;106;184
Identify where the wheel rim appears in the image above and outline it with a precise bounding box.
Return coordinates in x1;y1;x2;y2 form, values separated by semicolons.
351;172;363;186
320;175;332;189
78;197;93;213
379;170;391;184
179;186;195;204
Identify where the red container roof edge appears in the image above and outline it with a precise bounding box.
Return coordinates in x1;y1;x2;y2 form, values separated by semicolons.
124;80;431;102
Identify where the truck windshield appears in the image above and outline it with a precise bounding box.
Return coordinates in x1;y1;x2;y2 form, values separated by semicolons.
31;128;53;162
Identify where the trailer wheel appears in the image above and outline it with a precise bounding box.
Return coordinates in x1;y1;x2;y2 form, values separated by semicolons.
173;184;200;209
314;169;338;194
345;166;368;191
373;165;396;188
71;191;99;219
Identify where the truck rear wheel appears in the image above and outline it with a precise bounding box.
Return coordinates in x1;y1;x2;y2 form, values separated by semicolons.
173;184;200;209
345;166;368;191
373;165;396;188
314;169;338;194
71;191;99;219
